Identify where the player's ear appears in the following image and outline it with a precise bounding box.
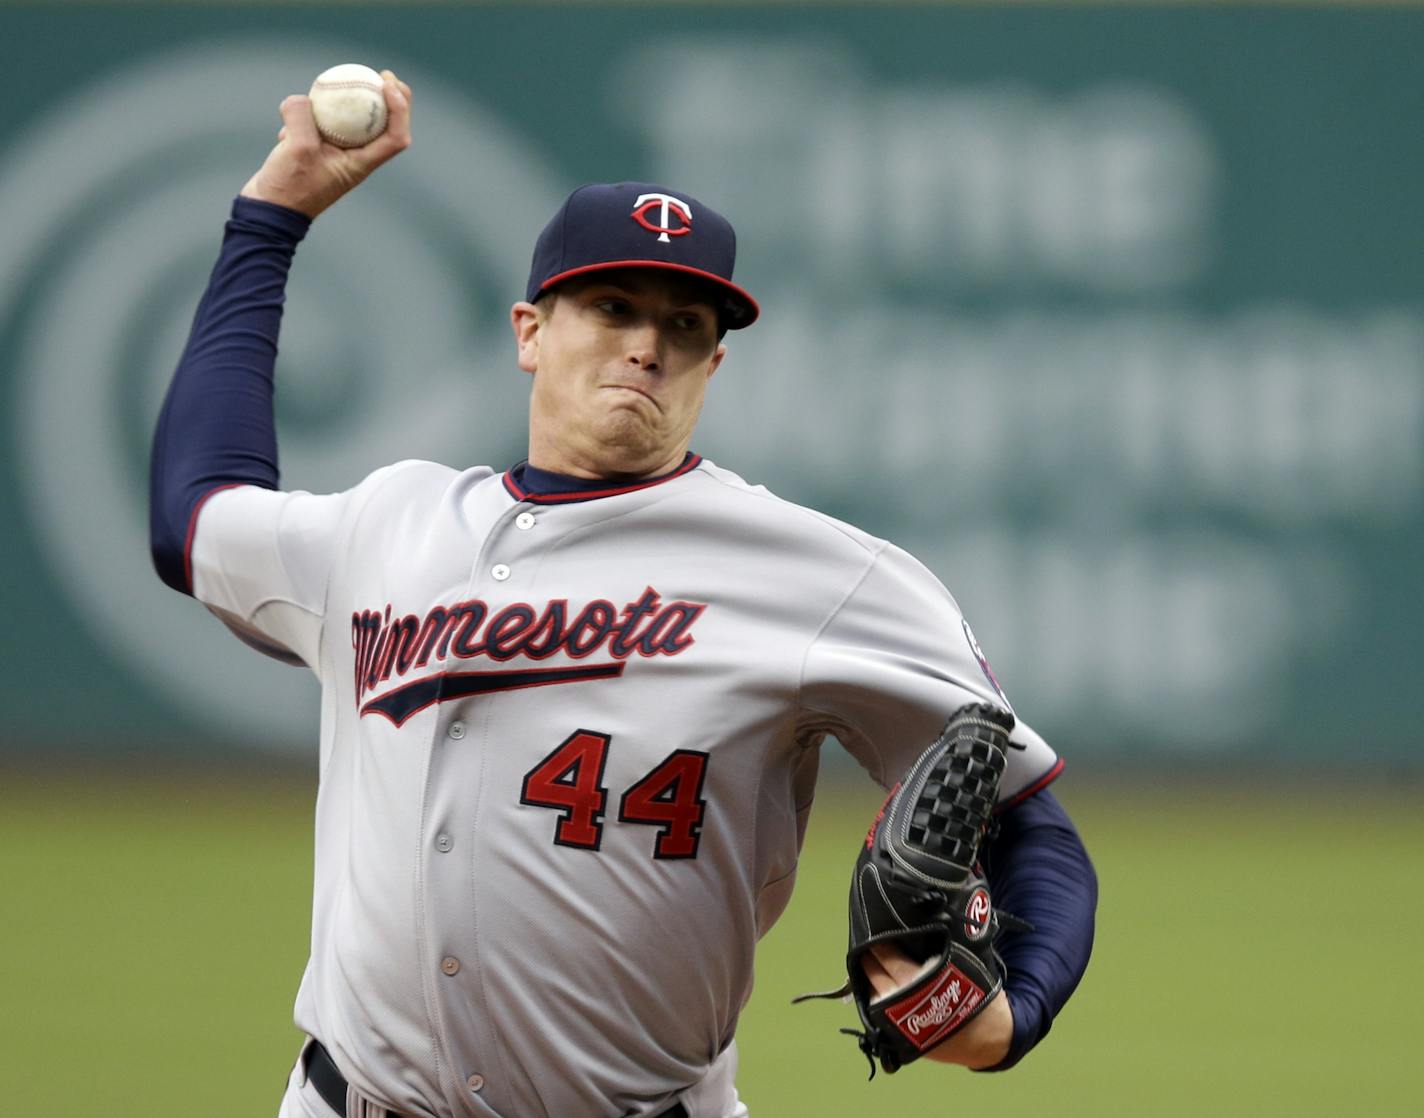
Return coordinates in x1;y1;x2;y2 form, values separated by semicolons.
707;341;727;380
511;302;541;374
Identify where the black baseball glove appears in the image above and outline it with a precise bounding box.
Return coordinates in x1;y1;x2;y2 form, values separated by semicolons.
795;703;1025;1077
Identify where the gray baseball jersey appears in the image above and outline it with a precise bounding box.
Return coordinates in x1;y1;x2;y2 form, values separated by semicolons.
191;455;1060;1118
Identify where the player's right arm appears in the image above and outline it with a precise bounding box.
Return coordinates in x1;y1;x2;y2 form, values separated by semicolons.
149;74;412;655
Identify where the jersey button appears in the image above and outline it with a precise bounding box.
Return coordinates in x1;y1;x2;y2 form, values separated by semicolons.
467;1073;485;1093
436;833;453;853
491;563;511;581
447;721;465;740
515;512;536;530
440;956;461;976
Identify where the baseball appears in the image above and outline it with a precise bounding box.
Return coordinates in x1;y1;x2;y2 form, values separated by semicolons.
308;63;388;148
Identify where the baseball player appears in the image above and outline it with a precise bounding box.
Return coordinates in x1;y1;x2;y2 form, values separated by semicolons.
150;73;1095;1117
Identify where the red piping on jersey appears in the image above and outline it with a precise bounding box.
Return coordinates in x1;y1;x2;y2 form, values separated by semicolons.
503;455;703;505
538;261;760;322
995;757;1066;814
183;483;248;594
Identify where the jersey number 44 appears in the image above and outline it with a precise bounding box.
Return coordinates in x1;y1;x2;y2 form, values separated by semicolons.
519;729;709;859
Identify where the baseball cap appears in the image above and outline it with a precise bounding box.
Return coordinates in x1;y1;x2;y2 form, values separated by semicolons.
526;182;760;329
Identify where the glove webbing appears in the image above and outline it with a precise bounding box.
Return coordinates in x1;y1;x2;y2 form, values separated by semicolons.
895;713;1007;884
888;714;1013;888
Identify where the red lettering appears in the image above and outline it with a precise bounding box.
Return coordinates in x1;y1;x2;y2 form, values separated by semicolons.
611;587;662;657
486;605;536;660
390;616;421;675
618;749;708;859
520;730;611;850
567;600;617;657
522;600;568;659
350;587;707;713
448;602;489;658
638;602;705;656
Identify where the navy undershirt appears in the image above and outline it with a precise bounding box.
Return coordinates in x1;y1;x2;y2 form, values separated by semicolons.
513;457;696;495
981;786;1097;1070
150;195;1096;1072
150;197;309;592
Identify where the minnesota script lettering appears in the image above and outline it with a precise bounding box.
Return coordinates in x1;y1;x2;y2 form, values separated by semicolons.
351;586;706;705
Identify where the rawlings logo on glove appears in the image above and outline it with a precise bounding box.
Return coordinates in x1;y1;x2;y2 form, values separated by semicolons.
887;964;985;1045
794;703;1028;1077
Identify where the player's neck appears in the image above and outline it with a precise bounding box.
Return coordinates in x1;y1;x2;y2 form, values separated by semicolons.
521;452;694;489
526;442;690;483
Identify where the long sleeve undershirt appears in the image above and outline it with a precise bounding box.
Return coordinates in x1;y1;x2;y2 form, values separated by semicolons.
980;786;1098;1070
150;195;1098;1071
150;196;310;593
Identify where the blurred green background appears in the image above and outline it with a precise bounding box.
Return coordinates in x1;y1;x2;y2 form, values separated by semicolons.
2;1;1421;1114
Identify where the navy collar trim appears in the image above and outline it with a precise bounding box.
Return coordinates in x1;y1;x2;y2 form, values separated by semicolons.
503;453;702;505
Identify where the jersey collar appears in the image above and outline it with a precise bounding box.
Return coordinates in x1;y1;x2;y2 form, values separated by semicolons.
502;453;702;505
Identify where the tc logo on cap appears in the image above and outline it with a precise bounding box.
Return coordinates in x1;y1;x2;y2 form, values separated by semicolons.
631;192;693;243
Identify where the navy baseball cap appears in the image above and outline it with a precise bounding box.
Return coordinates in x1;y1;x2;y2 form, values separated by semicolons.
526;182;760;329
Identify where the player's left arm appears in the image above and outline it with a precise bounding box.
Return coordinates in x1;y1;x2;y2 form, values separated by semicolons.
861;786;1097;1070
799;542;1097;1071
975;786;1097;1070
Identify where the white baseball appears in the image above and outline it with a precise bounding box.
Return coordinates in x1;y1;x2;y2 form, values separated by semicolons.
308;63;389;148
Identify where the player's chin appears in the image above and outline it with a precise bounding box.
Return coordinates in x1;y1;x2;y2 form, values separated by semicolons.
587;413;664;459
592;404;658;437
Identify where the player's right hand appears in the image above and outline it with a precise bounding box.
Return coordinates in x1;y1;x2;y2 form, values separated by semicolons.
239;70;412;219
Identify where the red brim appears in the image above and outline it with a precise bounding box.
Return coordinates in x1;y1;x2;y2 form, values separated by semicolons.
538;260;760;328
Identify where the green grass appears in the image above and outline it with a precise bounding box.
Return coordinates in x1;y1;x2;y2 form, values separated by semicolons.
2;772;1420;1115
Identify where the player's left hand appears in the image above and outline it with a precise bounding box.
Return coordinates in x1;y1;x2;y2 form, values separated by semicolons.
240;70;412;219
794;704;1024;1077
862;941;1013;1069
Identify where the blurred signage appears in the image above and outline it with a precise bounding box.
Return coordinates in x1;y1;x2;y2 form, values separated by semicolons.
0;6;1418;763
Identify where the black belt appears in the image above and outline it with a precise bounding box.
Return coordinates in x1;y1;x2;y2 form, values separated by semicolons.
306;1041;395;1117
306;1040;689;1117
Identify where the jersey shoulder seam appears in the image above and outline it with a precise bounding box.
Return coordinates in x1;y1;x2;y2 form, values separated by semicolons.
691;462;886;556
790;539;892;772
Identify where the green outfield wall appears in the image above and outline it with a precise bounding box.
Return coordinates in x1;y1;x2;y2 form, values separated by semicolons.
0;2;1420;766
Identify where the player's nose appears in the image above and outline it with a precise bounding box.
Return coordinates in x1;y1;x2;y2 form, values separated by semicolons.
624;321;662;372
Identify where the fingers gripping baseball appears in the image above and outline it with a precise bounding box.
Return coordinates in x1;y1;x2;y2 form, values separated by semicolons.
240;70;412;219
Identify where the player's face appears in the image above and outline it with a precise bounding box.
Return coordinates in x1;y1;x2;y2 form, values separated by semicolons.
511;270;728;479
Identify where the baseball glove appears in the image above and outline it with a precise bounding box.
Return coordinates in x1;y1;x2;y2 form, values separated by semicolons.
794;703;1025;1077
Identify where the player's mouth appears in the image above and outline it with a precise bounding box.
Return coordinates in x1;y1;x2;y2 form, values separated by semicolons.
602;384;661;410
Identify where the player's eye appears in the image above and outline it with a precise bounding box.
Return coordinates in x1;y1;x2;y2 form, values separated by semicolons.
670;312;714;338
594;298;631;316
